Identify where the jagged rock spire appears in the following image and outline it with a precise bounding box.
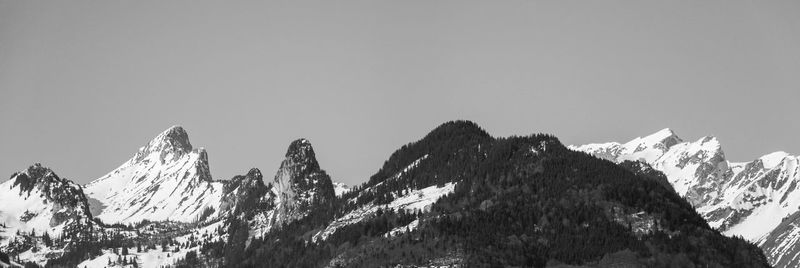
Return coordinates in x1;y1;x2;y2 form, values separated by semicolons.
283;138;319;170
271;138;335;225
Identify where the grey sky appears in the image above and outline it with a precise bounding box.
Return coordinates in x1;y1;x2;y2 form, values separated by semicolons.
1;1;798;186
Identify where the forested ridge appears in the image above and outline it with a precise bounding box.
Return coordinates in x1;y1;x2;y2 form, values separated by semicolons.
214;121;770;268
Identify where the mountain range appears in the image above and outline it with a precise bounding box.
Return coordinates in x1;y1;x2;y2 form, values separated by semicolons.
0;122;780;267
571;128;800;268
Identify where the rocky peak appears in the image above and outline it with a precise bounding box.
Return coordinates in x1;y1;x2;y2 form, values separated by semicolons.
11;163;56;190
271;138;335;225
84;125;219;224
5;164;94;233
632;128;683;151
220;168;273;217
134;126;193;161
11;164;85;205
660;129;683;147
225;168;266;193
275;138;327;187
245;167;263;181
650;128;679;140
283;138;319;170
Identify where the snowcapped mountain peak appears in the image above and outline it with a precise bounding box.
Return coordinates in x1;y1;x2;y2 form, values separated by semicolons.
12;163;59;188
134;126;193;161
573;129;800;267
85;126;223;224
157;125;189;143
759;151;789;169
647;128;679;141
7;164;89;208
1;164;94;245
623;128;682;153
569;128;687;164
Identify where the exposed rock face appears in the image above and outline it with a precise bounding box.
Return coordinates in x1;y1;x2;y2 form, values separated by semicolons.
219;168;274;217
572;130;800;268
270;138;335;226
84;126;224;224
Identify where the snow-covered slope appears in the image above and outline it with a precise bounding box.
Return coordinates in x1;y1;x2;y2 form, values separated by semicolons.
314;182;455;241
571;129;800;268
0;164;95;263
84;126;224;224
312;154;452;242
0;164;94;239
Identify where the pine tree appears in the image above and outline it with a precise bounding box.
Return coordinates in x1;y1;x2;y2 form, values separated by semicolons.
42;231;52;247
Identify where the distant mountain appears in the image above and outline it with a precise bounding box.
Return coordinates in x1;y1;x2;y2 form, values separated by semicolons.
572;129;800;267
84;126;225;224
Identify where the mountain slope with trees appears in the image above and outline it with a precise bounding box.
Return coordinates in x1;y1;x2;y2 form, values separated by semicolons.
226;121;770;268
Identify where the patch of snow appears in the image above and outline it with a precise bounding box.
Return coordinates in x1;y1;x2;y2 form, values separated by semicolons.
314;182;456;241
333;182;349;197
79;247;194;268
761;152;789;170
386;219;419;237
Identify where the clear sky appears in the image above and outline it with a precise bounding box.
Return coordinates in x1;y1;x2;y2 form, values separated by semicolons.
1;1;798;186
